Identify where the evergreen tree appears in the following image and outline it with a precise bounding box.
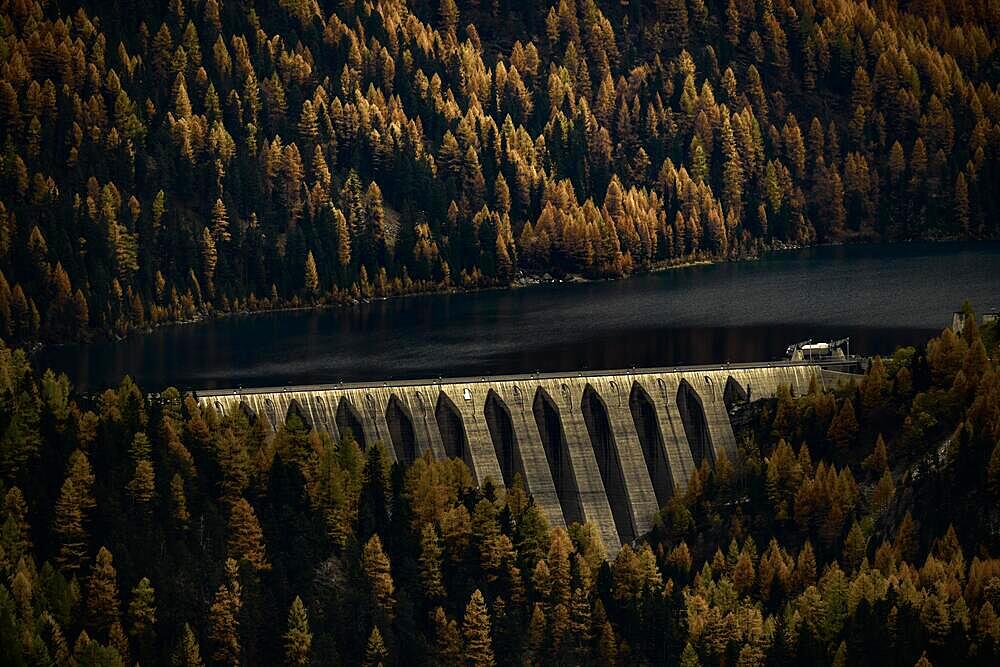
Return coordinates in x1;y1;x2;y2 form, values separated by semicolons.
432;606;462;665
227;497;270;571
128;577;156;639
284;596;312;666
209;559;242;667
173;623;204;667
211;198;230;243
420;523;446;600
827;399;859;452
362;534;396;625
87;547;122;635
1;486;31;566
463;589;494;667
304;251;320;294
363;626;388;667
53;449;96;573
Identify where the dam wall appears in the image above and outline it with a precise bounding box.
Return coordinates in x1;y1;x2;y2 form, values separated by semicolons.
200;363;826;554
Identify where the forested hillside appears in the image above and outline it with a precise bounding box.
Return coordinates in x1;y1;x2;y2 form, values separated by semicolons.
0;310;997;665
0;0;998;344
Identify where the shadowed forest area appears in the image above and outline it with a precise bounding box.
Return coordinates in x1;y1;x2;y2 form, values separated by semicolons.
0;307;999;665
1;0;999;345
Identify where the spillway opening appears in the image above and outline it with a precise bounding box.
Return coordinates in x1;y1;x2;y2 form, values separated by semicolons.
677;379;714;468
629;382;674;507
436;392;471;469
581;385;635;544
484;390;520;488
386;395;418;465
723;376;749;412
533;389;584;525
336;397;367;449
286;398;312;430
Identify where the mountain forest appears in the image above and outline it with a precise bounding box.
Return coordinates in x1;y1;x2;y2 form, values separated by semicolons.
1;0;999;345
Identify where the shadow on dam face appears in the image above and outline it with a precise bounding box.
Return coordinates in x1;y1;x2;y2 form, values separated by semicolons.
336;397;367;449
677;379;713;468
285;398;312;430
484;390;520;488
436;392;471;470
629;382;673;507
581;385;635;544
238;400;257;424
723;376;749;411
386;395;418;464
533;388;584;525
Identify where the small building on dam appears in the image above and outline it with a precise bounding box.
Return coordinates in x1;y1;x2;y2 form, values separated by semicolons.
199;363;848;554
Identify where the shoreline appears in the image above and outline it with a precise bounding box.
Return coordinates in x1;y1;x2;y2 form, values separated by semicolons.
29;248;765;357
29;238;990;358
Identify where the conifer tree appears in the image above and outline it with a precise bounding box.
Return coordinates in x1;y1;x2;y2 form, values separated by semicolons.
1;486;31;566
363;626;388;667
128;577;156;639
304;251;320;294
87;546;122;635
53;449;97;573
211;198;230;243
463;589;494;667
284;595;312;666
827;399;859;452
439;0;459;37
680;642;701;667
895;511;920;563
432;607;462;665
127;458;156;505
200;227;218;290
362;534;396;625
227;497;270;570
209;559;242;667
420;523;446;600
843;521;867;572
173;623;204;667
170;473;191;529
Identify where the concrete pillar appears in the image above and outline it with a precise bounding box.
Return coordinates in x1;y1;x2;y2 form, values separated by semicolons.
694;374;739;463
305;391;339;439
494;384;566;530
644;376;698;494
351;389;397;463
398;387;446;460
583;377;660;540
439;384;504;485
548;380;621;555
268;393;293;431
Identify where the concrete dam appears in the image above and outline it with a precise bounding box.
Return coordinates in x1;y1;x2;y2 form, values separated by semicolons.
199;363;842;553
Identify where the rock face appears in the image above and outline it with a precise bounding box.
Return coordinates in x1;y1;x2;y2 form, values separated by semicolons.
201;364;824;554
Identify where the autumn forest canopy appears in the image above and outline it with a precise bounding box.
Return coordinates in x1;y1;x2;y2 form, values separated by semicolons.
0;0;999;345
2;1;1000;664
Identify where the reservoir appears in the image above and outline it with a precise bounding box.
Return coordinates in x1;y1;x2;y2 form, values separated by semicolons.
39;242;1000;392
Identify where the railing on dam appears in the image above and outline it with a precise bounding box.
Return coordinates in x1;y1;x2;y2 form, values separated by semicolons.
198;361;854;554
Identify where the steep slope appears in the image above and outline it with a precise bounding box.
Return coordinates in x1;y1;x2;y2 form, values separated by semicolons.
1;0;998;345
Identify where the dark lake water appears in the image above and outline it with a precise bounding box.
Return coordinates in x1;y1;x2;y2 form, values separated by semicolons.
40;242;1000;392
